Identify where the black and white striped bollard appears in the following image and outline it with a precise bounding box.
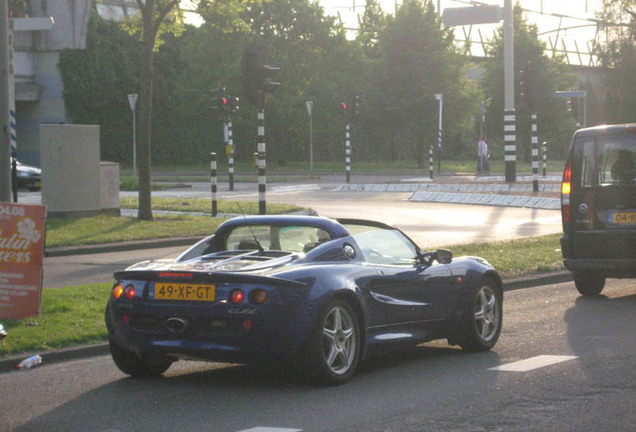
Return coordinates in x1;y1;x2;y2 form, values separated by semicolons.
429;144;434;180
542;141;547;177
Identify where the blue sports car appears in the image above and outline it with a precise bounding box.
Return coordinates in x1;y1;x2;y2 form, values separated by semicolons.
105;215;503;385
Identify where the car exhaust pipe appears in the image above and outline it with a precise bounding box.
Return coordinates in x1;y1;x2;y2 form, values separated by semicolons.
165;317;189;334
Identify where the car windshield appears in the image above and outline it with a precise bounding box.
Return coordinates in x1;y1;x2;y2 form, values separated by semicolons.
343;223;418;266
575;133;636;187
225;225;331;253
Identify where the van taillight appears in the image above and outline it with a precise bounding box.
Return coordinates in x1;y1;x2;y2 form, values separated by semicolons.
562;160;572;226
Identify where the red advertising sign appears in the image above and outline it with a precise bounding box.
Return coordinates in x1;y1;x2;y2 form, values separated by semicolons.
0;203;46;320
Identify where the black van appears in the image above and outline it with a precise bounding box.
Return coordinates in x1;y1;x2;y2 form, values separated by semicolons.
561;124;636;296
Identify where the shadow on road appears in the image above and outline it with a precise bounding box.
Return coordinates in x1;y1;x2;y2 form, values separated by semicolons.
15;344;501;432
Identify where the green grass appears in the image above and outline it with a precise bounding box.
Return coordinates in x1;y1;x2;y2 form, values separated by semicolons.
45;199;303;248
0;282;111;356
119;197;301;215
0;233;564;357
450;233;563;277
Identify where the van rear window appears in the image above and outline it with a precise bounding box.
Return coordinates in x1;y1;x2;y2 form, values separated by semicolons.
574;134;636;187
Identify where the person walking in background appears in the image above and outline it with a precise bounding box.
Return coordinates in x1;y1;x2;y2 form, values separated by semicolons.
478;135;490;175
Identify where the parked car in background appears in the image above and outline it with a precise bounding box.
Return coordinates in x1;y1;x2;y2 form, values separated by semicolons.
561;124;636;296
106;215;503;385
15;160;42;191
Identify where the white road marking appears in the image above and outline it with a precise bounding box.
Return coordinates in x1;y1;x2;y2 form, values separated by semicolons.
238;428;302;432
488;355;579;372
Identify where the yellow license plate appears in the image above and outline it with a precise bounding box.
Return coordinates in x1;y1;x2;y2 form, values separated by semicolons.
151;282;215;302
609;212;636;224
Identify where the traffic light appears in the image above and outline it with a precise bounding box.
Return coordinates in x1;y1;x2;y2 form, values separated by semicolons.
229;96;239;115
346;92;359;121
242;42;281;106
211;87;227;113
262;65;281;94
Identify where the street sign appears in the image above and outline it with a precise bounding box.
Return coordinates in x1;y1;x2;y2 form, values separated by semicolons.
442;5;502;27
127;93;138;111
555;90;587;98
306;100;313;117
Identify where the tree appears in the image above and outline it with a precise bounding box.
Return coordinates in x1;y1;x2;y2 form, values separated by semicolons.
595;0;636;123
361;0;473;165
122;0;182;221
357;0;387;59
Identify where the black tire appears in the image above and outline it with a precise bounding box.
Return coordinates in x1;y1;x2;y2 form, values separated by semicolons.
458;279;503;352
574;272;605;296
297;299;361;386
109;338;172;377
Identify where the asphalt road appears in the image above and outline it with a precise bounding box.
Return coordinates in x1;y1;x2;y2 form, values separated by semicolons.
1;279;633;432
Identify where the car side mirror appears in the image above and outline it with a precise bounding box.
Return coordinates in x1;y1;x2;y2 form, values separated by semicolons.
435;249;453;264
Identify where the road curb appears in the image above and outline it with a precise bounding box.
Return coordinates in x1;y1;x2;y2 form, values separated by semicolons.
0;271;574;374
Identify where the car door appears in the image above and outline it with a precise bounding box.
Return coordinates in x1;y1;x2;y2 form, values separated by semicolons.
351;225;455;324
368;262;454;324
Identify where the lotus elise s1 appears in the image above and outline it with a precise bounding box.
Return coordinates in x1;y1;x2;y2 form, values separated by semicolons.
105;215;503;385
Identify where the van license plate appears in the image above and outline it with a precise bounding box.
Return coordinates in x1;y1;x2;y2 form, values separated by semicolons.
608;212;636;224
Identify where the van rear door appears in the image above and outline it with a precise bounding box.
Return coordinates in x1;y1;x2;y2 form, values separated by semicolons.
563;129;636;271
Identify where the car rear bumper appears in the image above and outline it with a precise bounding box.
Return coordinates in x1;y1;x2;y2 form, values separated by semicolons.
105;301;311;365
563;258;636;277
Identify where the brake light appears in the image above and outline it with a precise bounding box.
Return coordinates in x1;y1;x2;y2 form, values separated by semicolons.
250;289;268;305
229;289;245;305
562;160;572;225
159;272;193;279
124;284;136;300
112;284;123;300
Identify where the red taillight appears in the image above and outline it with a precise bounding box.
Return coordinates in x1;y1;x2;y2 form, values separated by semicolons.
242;319;253;330
250;289;268;305
122;314;131;324
562;160;572;224
229;289;245;305
124;284;136;300
112;284;123;300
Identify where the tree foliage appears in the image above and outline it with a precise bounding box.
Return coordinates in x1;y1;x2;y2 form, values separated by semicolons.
59;0;586;178
595;0;636;123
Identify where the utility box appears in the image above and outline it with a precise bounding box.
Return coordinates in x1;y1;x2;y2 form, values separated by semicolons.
40;124;102;217
100;161;120;216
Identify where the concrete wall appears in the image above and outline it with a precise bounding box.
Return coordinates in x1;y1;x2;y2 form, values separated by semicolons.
40;124;101;217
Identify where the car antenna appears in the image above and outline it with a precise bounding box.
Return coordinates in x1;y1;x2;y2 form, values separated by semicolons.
235;202;265;253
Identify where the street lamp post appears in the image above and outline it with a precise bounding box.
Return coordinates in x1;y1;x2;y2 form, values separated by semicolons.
435;92;443;174
306;101;313;173
128;94;138;178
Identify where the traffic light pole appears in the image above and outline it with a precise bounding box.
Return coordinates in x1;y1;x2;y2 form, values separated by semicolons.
227;120;234;191
257;108;266;215
0;0;13;202
345;122;351;183
503;0;517;183
210;152;217;217
531;113;539;192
